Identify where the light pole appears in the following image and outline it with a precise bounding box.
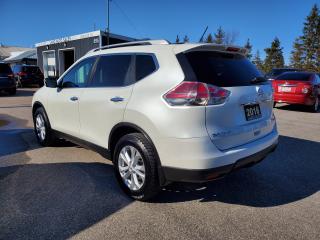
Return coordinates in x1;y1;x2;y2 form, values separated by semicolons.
107;0;111;45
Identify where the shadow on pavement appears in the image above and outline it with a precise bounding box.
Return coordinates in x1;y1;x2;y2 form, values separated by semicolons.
0;161;131;239
155;135;320;207
0;88;37;98
275;103;315;113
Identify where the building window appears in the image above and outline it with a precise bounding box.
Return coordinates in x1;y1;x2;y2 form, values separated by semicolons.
43;51;56;78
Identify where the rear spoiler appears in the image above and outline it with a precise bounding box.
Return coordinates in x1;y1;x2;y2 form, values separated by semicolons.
173;43;249;56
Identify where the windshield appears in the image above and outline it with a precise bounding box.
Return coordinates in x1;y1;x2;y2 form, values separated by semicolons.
23;66;42;74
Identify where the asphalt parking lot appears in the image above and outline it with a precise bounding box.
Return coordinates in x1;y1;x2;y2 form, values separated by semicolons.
0;88;319;240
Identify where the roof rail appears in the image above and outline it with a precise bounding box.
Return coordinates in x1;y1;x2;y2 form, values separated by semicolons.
89;39;170;53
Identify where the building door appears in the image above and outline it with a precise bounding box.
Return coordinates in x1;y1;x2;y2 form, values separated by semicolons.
59;48;75;76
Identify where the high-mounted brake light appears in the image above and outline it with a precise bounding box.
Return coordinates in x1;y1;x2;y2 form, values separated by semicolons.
226;47;240;52
163;81;230;106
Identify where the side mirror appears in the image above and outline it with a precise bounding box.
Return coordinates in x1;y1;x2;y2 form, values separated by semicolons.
45;77;58;88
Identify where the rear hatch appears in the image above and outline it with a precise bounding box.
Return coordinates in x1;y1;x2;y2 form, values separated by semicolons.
0;63;13;86
23;66;43;79
183;50;274;150
273;72;313;95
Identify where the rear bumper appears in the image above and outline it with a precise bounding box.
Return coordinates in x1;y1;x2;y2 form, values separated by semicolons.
162;142;277;182
0;82;16;90
157;122;278;183
274;93;315;105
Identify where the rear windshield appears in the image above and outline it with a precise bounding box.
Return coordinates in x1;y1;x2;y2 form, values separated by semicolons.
269;69;298;77
0;63;13;74
183;51;263;87
275;72;312;81
23;66;41;74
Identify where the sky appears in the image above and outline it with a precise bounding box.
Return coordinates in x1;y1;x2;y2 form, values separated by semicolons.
0;0;317;64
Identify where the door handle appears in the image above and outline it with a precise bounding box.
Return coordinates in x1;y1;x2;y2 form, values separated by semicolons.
110;97;124;102
70;96;79;101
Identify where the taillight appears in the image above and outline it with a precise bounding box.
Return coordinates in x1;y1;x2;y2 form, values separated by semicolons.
301;85;312;94
18;72;27;76
163;81;230;106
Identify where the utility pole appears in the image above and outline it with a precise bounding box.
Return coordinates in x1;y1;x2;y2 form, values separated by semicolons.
107;0;110;45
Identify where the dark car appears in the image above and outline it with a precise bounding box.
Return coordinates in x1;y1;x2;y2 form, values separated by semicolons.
265;68;301;80
0;62;16;95
12;65;44;88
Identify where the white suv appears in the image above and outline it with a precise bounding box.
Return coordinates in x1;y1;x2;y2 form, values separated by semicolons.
32;40;278;200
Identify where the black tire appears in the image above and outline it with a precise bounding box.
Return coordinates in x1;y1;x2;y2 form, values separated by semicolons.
38;80;44;88
33;107;56;146
273;102;276;108
310;96;319;113
7;88;16;95
113;133;160;201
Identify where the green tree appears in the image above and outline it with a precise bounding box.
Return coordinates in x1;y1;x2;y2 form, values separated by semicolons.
244;38;253;60
264;37;285;73
252;50;264;73
175;35;180;43
205;33;213;43
214;26;225;44
183;35;189;43
301;4;319;71
290;37;304;69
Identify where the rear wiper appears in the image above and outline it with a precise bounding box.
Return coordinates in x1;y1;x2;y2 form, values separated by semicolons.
251;76;268;84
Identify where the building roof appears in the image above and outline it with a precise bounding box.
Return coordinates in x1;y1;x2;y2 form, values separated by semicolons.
0;45;34;59
3;49;37;63
35;30;137;47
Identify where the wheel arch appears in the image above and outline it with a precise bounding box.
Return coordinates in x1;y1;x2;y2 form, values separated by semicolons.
32;101;45;116
109;122;167;185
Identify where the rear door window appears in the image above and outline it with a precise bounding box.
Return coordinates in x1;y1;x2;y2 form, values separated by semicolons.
182;51;263;87
275;72;312;81
136;54;157;81
89;54;134;87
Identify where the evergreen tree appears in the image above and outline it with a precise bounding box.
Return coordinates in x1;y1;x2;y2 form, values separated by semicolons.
315;6;320;72
183;35;189;43
252;50;264;73
175;35;180;43
205;33;213;43
290;37;304;69
301;4;319;71
264;37;285;73
244;38;253;60
214;26;225;44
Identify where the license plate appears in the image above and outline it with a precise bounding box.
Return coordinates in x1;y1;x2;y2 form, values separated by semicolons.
278;86;292;92
244;104;262;121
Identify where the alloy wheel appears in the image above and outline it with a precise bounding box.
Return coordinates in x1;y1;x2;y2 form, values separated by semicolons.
118;145;146;191
35;114;46;141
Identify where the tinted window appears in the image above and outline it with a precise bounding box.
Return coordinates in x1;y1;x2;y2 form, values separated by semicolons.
62;58;95;88
184;51;263;87
0;63;13;75
136;55;156;81
276;72;312;81
23;66;41;74
90;55;133;87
